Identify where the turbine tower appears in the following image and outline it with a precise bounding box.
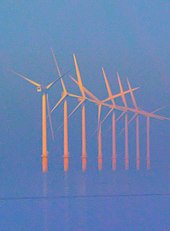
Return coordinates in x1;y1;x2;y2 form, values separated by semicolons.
13;71;61;173
116;72;129;170
126;79;140;170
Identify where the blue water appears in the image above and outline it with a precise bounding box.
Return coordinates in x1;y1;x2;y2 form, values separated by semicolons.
0;160;169;231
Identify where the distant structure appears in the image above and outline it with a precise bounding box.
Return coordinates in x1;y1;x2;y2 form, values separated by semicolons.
14;50;169;173
13;71;62;172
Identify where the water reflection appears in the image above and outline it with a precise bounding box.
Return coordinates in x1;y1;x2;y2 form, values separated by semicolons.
63;173;70;230
42;174;48;231
63;172;88;231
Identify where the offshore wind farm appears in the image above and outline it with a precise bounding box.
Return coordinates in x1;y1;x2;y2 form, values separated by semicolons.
1;2;170;230
13;50;169;173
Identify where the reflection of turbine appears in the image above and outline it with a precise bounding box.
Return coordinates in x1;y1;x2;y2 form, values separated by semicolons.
13;70;62;173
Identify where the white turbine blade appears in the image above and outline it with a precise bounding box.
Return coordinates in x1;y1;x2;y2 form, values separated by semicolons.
47;94;54;140
73;54;85;97
51;48;67;92
102;67;115;105
51;94;66;113
70;75;99;101
116;111;126;122
98;104;102;124
119;113;137;135
101;108;113;126
12;70;40;87
137;106;169;120
46;71;69;90
68;93;81;98
127;78;137;108
68;100;85;118
137;108;169;120
117;72;128;107
102;87;139;103
92;104;103;136
128;113;138;124
51;48;62;77
151;106;166;113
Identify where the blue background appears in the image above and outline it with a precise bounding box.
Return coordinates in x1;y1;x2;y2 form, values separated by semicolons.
0;1;170;230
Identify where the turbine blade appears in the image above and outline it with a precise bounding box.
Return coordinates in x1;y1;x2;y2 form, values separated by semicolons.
51;48;67;92
98;104;102;124
51;94;66;113
92;104;102;140
46;71;69;90
68;93;81;98
101;108;113;126
151;106;166;113
68;100;85;118
12;70;40;87
116;111;126;122
117;72;128;107
70;75;99;101
46;94;54;140
119;113;137;135
127;78;137;108
102;87;139;103
73;54;85;97
102;67;115;105
137;109;169;120
51;48;62;76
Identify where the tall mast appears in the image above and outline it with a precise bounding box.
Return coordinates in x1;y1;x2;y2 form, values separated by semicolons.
82;104;87;171
125;113;129;170
112;112;116;170
42;92;48;173
98;124;102;171
146;116;150;169
136;116;140;170
64;99;69;172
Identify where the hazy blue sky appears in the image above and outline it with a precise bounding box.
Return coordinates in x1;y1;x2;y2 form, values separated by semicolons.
0;1;170;230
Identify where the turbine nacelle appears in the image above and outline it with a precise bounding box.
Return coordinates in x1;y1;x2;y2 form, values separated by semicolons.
37;86;42;92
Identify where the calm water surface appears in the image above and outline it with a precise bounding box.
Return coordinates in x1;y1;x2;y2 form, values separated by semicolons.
0;156;169;231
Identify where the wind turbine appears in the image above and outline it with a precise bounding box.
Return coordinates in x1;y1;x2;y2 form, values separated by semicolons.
70;75;103;170
125;78;166;170
51;50;81;171
116;72;130;170
71;70;139;171
72;54;87;171
126;78;140;170
101;68;126;170
65;54;89;171
101;71;131;170
13;70;62;173
103;76;169;170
